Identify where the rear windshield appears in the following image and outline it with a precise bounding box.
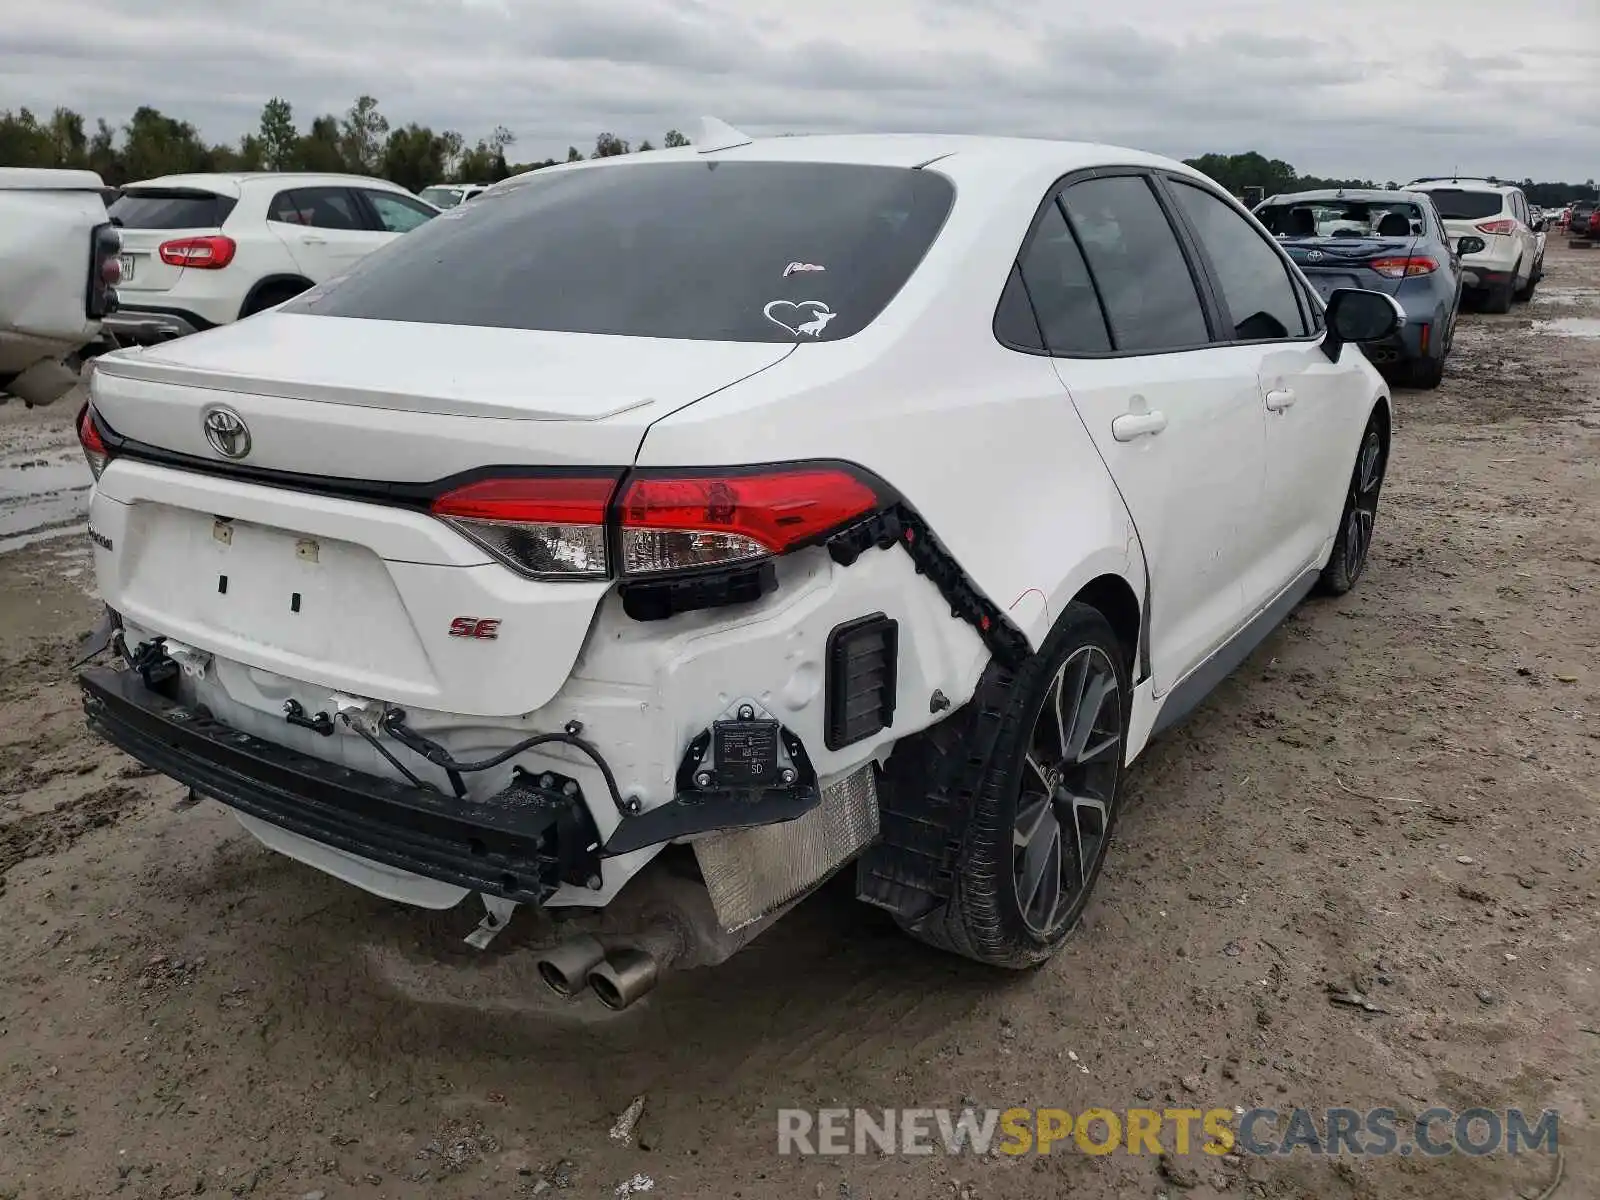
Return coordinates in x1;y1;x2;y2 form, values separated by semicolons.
108;189;237;229
285;161;956;342
1420;189;1504;220
1257;200;1424;239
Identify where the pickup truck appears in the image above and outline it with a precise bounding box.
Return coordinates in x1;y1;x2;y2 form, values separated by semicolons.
0;167;123;406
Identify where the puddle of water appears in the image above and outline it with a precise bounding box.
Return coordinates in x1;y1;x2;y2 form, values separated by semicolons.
1532;317;1600;339
0;449;92;541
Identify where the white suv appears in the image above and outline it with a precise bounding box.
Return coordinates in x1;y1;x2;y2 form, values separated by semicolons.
103;172;439;343
76;133;1402;1005
1405;178;1543;311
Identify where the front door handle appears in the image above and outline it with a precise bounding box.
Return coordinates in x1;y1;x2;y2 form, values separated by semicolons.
1111;410;1168;441
1265;388;1297;412
299;235;327;245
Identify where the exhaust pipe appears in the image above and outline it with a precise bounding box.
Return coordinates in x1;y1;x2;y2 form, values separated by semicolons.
534;934;607;998
588;947;661;1011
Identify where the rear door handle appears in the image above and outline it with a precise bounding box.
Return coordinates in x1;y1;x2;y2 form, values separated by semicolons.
1111;411;1167;441
299;235;327;245
1265;388;1297;412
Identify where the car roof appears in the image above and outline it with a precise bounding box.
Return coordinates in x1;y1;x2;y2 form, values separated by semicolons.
121;172;408;198
492;132;1207;197
0;166;107;191
1263;188;1432;205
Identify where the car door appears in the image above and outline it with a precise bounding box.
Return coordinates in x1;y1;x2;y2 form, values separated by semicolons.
267;186;381;281
355;189;439;239
1162;175;1364;608
1030;172;1267;697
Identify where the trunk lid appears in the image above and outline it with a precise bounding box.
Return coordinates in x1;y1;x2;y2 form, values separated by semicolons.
1280;236;1418;297
88;314;793;717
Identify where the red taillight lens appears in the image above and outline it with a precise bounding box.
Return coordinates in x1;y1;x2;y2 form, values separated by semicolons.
429;475;619;579
100;256;122;286
78;405;109;480
1475;219;1516;235
616;467;883;576
158;235;236;269
1370;256;1438;278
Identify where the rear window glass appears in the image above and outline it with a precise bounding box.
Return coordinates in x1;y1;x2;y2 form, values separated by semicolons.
108;190;236;229
1257;200;1423;239
1420;189;1504;220
285;161;955;342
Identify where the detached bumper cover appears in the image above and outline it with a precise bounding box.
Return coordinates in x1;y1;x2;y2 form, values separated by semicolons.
79;665;597;904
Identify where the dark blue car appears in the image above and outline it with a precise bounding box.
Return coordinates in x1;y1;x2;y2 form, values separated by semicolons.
1254;189;1478;389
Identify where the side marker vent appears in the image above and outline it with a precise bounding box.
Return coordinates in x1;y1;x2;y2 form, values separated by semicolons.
824;614;899;751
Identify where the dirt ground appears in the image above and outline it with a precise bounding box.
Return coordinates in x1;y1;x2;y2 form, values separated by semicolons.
1;250;1596;1200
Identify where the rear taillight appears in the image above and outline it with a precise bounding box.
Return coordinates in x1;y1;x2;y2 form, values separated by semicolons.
1475;219;1516;235
429;475;619;580
1370;256;1438;278
616;467;883;576
86;223;121;319
158;235;236;269
427;464;888;581
78;405;109;480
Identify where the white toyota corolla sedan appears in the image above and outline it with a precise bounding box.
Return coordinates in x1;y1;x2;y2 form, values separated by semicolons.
75;125;1400;1007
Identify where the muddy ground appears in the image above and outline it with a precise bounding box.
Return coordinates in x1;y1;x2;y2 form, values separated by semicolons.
0;250;1596;1200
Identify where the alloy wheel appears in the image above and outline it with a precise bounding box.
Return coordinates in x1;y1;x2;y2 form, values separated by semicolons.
1012;645;1123;936
1343;427;1385;582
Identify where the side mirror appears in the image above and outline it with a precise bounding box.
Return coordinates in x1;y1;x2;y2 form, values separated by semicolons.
1456;235;1486;256
1532;217;1546;232
1321;289;1404;363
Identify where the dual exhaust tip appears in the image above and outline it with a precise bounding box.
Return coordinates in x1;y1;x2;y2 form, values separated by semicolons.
536;934;661;1011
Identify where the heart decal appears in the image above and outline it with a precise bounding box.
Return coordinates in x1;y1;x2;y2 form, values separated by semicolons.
763;299;838;338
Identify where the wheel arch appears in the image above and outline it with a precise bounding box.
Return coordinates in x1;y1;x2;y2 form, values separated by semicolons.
238;274;314;320
1071;573;1142;682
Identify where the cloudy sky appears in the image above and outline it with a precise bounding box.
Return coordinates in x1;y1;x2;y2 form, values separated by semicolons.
4;0;1598;181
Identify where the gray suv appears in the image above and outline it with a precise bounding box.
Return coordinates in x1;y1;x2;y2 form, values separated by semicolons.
1255;189;1477;389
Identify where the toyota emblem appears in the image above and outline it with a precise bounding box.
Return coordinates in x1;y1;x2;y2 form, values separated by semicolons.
1306;250;1324;263
202;406;252;459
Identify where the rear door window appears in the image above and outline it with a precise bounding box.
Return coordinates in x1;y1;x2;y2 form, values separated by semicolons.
1057;175;1211;353
1424;189;1505;220
281;187;365;231
1168;181;1308;341
285;161;955;342
108;190;236;229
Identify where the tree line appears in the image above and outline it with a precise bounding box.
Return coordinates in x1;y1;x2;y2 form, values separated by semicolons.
0;96;690;192
1;97;1593;205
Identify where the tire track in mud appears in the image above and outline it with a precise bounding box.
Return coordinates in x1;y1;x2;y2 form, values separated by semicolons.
0;783;143;892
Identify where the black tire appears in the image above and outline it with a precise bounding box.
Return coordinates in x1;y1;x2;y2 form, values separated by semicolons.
240;281;309;319
1317;410;1388;596
1402;353;1445;389
1514;272;1537;303
1482;282;1514;314
891;603;1131;969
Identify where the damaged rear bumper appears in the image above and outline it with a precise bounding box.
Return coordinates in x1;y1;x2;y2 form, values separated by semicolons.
80;663;603;904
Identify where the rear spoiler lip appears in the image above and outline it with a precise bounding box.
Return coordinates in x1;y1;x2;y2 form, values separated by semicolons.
90;351;655;423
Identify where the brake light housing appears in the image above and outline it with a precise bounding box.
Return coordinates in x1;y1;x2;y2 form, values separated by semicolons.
1474;219;1516;235
158;235;236;269
426;463;891;584
77;404;110;480
429;474;619;580
1370;256;1438;278
617;467;884;577
86;223;121;319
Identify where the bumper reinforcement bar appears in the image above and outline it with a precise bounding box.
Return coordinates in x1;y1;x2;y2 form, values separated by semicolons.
79;665;601;904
